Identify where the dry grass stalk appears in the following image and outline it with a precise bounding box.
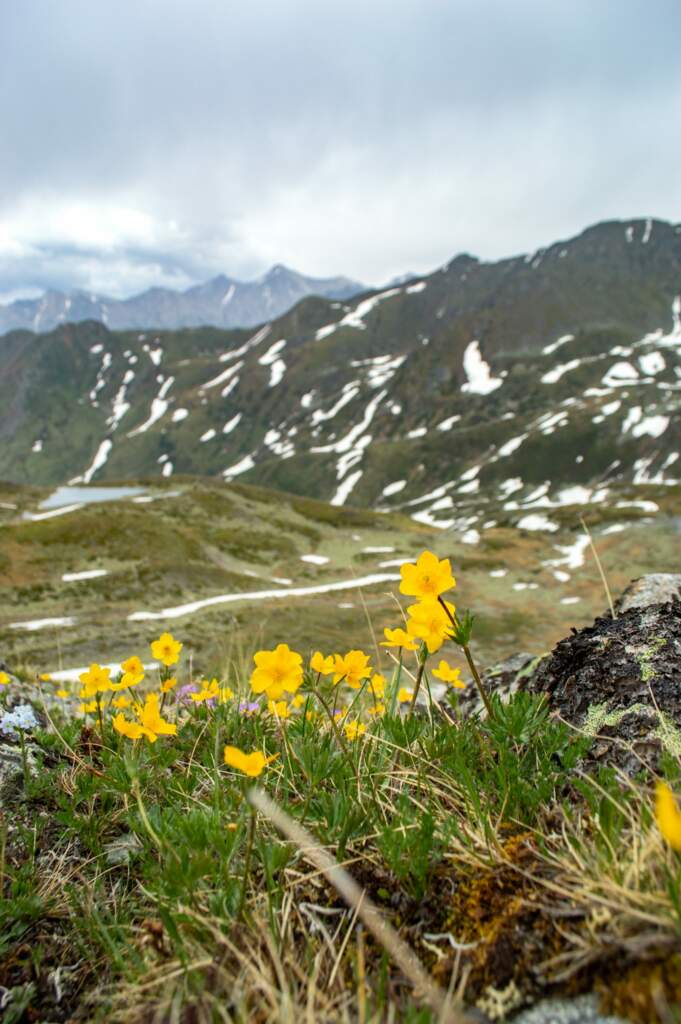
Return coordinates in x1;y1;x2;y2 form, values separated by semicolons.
249;786;479;1024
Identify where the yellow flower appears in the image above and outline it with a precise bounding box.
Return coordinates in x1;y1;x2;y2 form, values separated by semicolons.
39;672;51;682
400;550;456;600
150;632;183;667
160;676;177;693
115;693;177;742
407;599;455;654
656;781;681;851
368;703;385;717
431;661;465;688
291;694;306;708
112;695;132;709
110;655;145;691
305;710;318;722
310;651;335;675
191;679;220;702
397;687;413;703
223;746;279;777
113;713;152;742
268;699;290;718
369;673;385;698
137;692;177;739
121;655;144;678
79;700;98;714
332;650;372;689
344;720;366;741
56;689;70;699
380;627;419;652
251;643;303;699
219;686;234;702
79;663;112;698
0;671;10;686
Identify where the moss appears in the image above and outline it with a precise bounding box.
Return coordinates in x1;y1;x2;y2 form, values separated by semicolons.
583;702;681;758
599;954;681;1024
636;635;667;682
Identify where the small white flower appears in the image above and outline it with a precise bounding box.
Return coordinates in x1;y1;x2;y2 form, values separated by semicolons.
0;703;38;738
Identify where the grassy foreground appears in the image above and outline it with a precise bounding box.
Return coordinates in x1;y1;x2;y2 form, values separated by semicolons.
2;552;681;1023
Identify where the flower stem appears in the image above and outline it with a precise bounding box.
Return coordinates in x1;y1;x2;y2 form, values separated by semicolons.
407;653;428;718
462;642;496;722
96;697;105;739
19;732;29;791
437;596;495;721
311;684;350;757
237;807;256;920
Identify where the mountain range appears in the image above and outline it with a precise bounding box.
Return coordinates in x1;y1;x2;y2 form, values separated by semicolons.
1;217;679;541
0;265;365;335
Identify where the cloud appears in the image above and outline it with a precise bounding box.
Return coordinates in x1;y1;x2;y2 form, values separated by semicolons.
1;0;680;296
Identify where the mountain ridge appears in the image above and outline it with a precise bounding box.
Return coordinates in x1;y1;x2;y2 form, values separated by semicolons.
1;216;679;543
0;264;365;335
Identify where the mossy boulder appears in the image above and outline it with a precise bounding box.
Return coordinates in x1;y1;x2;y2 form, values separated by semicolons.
526;591;681;775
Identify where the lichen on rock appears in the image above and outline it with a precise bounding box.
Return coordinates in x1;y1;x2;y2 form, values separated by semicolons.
525;598;681;774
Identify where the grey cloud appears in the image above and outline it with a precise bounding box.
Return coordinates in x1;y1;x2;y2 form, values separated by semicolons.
1;0;680;295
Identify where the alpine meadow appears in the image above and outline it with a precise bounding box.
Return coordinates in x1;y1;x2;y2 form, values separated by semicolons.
2;3;681;1022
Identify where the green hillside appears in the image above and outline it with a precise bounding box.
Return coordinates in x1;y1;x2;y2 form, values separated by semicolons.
1;219;679;531
1;476;679;679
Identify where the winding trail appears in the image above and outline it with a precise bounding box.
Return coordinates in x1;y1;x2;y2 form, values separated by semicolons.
128;572;401;622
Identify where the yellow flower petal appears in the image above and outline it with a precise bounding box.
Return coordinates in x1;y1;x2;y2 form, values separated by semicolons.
380;628;419;651
150;632;183;667
431;660;465;688
656;781;681;852
250;644;303;699
343;721;366;741
332;650;371;689
400;551;456;600
310;651;335;675
223;746;278;777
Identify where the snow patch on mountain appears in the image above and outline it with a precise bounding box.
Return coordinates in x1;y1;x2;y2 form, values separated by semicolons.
461;340;503;394
223;454;255;479
81;439;113;484
315;287;402;340
128;377;174;436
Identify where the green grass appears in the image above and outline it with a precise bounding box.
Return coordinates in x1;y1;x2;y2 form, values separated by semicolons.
1;617;681;1022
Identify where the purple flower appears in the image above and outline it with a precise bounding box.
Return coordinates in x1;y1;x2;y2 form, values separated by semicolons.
239;701;260;715
177;683;199;705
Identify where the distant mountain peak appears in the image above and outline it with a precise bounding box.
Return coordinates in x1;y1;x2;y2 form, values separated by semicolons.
0;264;367;335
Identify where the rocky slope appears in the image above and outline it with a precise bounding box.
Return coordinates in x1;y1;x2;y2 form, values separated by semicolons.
0;219;679;541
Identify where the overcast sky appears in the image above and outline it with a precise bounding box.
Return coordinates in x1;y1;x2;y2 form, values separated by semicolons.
1;0;680;301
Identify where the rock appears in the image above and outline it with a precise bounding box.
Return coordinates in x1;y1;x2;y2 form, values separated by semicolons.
510;994;626;1024
526;599;681;774
449;652;545;717
104;833;143;865
0;744;23;793
0;742;37;796
616;573;681;613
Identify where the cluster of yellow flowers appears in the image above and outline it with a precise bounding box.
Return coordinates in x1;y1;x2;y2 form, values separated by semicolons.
4;549;681;858
226;551;466;771
73;636;182;738
381;552;463;687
